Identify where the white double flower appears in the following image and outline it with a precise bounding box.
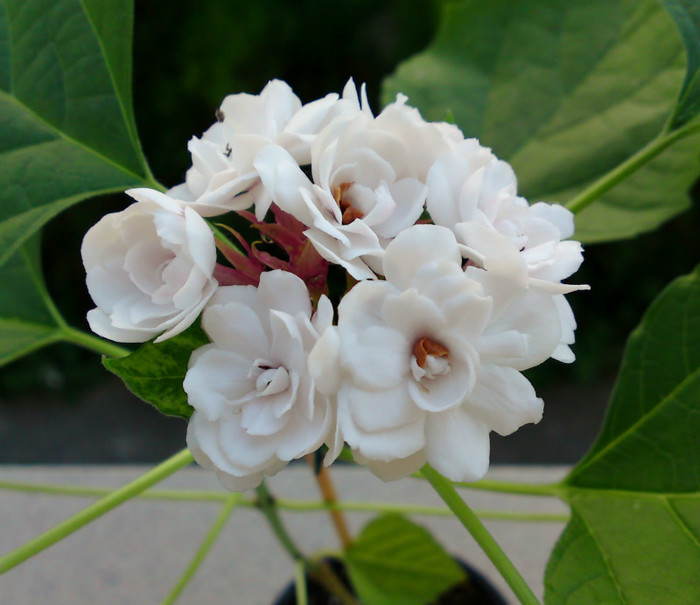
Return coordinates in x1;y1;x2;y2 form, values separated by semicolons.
310;225;550;482
82;79;588;491
184;271;334;490
170;79;362;219
255;93;462;280
426;140;588;362
82;188;218;343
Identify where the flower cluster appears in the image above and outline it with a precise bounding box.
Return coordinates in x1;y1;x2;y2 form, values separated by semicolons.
82;79;587;490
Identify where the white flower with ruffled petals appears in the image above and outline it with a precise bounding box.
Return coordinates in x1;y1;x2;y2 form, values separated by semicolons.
170;79;364;219
309;225;548;483
255;93;463;280
81;188;218;343
184;270;334;491
426;140;588;361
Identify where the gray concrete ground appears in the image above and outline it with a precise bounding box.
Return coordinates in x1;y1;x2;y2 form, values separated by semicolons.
0;465;568;604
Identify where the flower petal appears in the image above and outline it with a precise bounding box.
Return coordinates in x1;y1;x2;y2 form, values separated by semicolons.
345;383;421;433
467;364;543;436
338;390;425;461
424;409;490;482
383;225;462;290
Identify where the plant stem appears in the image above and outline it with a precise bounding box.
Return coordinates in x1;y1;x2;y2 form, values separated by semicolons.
162;492;240;605
305;455;353;548
457;478;563;497
308;560;360;605
255;482;358;605
255;481;306;561
0;448;193;575
278;500;569;523
59;326;131;358
0;480;227;501
295;559;309;605
0;480;569;521
565;121;700;215
412;470;562;497
146;176;168;193
421;465;540;605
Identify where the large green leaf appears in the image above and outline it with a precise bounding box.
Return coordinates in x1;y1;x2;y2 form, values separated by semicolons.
382;0;698;243
547;494;700;604
662;0;700;128
545;265;700;604
343;514;465;605
0;236;63;366
103;324;209;419
0;0;153;266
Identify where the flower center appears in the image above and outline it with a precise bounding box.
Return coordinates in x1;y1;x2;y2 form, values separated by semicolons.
252;362;290;396
411;337;451;382
333;181;364;225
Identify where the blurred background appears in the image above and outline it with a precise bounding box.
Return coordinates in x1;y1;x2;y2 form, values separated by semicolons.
0;0;697;464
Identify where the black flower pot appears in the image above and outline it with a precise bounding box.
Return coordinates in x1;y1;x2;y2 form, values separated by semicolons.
274;557;508;605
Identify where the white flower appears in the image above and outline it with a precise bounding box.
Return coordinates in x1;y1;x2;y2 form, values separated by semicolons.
426;140;588;361
82;188;218;343
309;225;549;483
184;270;334;491
373;93;464;181
170;79;361;219
427;140;584;284
255;92;463;280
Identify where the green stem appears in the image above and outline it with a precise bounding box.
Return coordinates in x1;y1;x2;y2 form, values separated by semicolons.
276;499;568;522
162;492;240;605
0;480;568;521
565;121;700;215
456;478;563;498
0;480;226;501
422;465;540;605
295;560;309;605
146;175;168;193
0;449;193;575
309;560;360;605
255;482;358;605
413;471;563;497
59;326;131;359
255;481;305;562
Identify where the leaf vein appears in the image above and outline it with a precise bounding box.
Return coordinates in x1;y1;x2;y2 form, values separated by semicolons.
0;87;148;186
569;367;700;485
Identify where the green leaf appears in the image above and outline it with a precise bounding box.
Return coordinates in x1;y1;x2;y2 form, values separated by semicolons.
545;265;700;604
344;514;465;605
103;323;209;419
382;0;697;243
0;236;63;366
662;0;700;128
569;265;700;491
547;495;700;605
563;129;700;242
0;0;153;267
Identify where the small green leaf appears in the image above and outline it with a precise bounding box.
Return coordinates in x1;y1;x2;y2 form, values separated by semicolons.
344;514;465;605
0;0;153;267
662;0;700;128
382;0;696;243
545;265;700;604
0;236;63;366
103;323;210;419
